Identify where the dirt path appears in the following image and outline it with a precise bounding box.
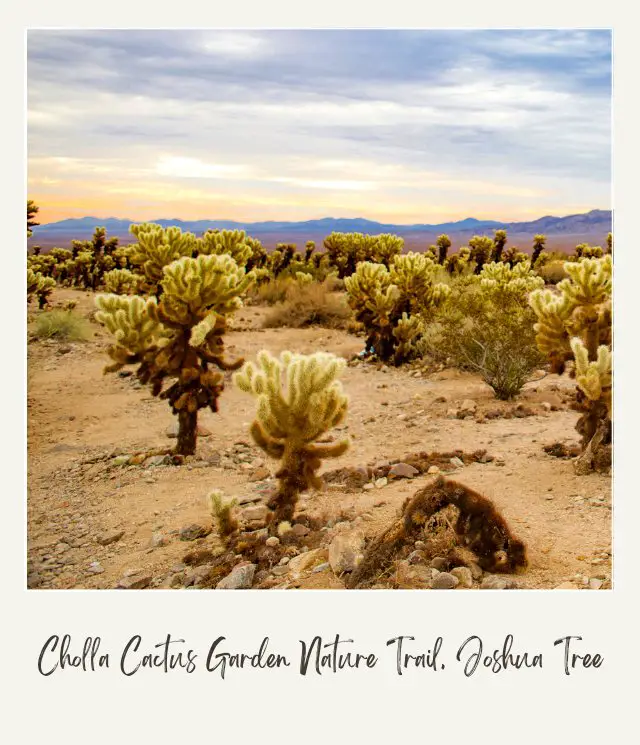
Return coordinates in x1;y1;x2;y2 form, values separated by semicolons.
26;289;611;590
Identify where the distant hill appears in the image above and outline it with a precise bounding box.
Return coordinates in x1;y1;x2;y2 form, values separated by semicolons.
28;209;612;253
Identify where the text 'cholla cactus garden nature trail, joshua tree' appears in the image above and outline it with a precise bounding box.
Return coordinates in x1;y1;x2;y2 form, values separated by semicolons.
95;243;254;455
234;351;350;529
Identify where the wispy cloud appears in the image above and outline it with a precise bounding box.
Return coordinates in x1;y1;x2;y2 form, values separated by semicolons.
27;29;611;223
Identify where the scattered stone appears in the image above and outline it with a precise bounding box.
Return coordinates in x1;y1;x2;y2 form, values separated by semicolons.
414;540;426;550
242;505;268;522
111;455;130;466
288;548;328;578
407;550;426;565
117;573;153;589
481;575;509;590
363;483;375;491
450;456;464;469
458;399;477;416
329;531;365;574
96;530;124;546
312;562;330;574
450;566;473;588
374;477;388;489
431;572;459;589
143;454;170;467
149;532;169;548
589;578;604;590
292;523;310;537
394;560;432;588
179;524;212;541
468;562;483;580
265;536;280;548
430;557;449;571
388;462;420;480
427;465;440;475
249;466;270;482
216;563;256;589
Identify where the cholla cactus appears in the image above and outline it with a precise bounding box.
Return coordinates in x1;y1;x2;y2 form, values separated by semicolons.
392;313;424;366
529;255;612;470
209;490;239;537
95;253;254;455
128;223;197;295
501;245;528;268
323;232;403;277
436;234;452;265
531;234;547;266
70;227;119;290
444;246;471;275
469;236;494;274
295;272;314;286
345;253;449;363
492;229;508;263
480;261;544;299
606;232;613;256
576;243;604;260
103;268;142;295
27;267;56;308
27;200;39;238
198;229;252;268
304;241;316;262
233;350;349;526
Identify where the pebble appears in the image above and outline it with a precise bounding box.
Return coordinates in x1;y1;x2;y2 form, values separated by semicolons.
450;457;464;469
265;536;280;547
117;574;153;589
431;572;459;589
179;524;212;541
86;561;104;574
388;462;419;480
149;532;169;548
481;575;509;590
429;557;449;571
329;531;365;574
216;563;256;589
96;530;125;546
374;477;388;489
450;566;473;588
427;465;440;475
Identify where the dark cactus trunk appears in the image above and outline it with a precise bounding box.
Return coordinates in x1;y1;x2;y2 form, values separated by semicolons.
176;409;198;456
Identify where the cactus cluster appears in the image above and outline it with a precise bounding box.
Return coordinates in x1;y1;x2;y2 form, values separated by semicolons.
234;350;350;526
27;267;56;309
345;252;450;364
529;255;612;471
323;232;404;278
95;252;255;455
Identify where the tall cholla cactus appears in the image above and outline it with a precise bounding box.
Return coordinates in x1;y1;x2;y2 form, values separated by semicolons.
436;234;451;265
529;255;612;471
445;246;471;275
234;351;349;526
128;223;197;295
531;234;547;266
103;268;141;295
575;243;604;260
469;236;494;274
198;229;252;268
492;229;508;263
95;254;254;455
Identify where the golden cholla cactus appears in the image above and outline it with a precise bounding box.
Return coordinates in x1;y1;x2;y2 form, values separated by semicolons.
480;261;544;299
128;223;197;294
492;229;508;262
390;252;450;316
575;243;604;260
103;268;141;295
392;313;425;366
323;232;403;277
95;254;254;455
469;235;494;274
571;338;612;414
531;234;547;266
197;229;253;268
27;267;56;308
234;350;349;525
529;255;612;470
444;246;471;275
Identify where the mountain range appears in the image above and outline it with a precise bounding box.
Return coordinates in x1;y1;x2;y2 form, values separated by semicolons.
29;209;612;252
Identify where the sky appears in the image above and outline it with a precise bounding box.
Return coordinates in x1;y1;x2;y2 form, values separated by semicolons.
27;29;612;225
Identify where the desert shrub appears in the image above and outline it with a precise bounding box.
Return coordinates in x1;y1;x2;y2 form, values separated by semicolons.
539;260;568;285
263;279;351;329
249;276;294;305
33;310;91;341
421;263;544;399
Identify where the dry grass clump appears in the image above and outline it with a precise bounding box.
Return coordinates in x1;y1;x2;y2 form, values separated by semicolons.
539;260;569;285
263;280;352;329
249;277;292;305
33;310;91;341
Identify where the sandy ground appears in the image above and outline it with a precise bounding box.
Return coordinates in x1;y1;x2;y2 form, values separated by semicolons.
26;289;612;590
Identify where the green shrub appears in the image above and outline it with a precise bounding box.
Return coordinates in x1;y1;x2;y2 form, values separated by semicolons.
33;310;91;341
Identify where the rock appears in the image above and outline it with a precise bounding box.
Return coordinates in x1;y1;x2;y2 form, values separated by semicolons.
469;562;483;580
117;573;153;589
111;455;131;466
394;561;432;588
540;402;552;412
292;523;310;537
271;565;289;576
86;561;105;574
265;536;280;547
589;578;604;590
249;466;270;482
374;477;388;489
450;457;464;469
216;563;256;589
149;532;169;548
143;454;170;467
179;524;212;541
427;465;440;475
407;550;426;565
242;505;268;522
96;530;125;546
312;563;330;574
481;575;510;589
450;566;473;588
388;462;420;480
363;483;375;491
430;557;450;571
458;399;477;416
288;548;328;577
431;572;459;589
329;531;365;574
446;408;458;418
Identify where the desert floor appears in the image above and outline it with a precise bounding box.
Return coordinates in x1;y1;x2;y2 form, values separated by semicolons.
26;289;611;590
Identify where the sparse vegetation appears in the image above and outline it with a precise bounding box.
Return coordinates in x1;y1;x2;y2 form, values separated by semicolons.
33;309;91;341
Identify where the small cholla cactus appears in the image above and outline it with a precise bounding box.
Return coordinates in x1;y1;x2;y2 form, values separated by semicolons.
492;229;508;263
304;241;316;262
479;261;544;299
444;246;471;275
27;267;56;308
531;234;547;267
103;268;142;295
209;490;239;538
95;253;254;455
233;350;350;527
575;243;604;260
501;246;529;268
436;234;452;265
469;236;494;274
529;255;612;471
198;229;253;268
606;232;613;256
323;232;403;278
